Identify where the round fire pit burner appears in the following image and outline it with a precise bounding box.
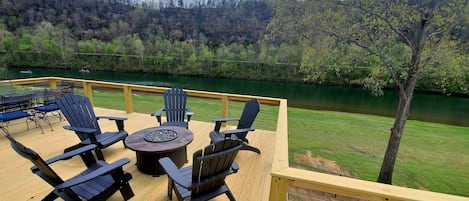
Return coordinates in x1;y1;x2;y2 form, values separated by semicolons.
144;129;178;143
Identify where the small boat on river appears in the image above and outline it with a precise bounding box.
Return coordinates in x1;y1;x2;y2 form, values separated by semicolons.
20;70;32;74
79;67;90;73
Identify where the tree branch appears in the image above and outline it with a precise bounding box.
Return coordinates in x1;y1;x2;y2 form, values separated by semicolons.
342;0;415;50
422;3;466;68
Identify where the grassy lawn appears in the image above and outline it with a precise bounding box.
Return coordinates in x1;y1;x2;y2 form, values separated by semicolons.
76;89;469;197
288;108;469;197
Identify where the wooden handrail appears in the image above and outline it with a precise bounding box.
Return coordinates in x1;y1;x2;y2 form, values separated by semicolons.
3;77;468;201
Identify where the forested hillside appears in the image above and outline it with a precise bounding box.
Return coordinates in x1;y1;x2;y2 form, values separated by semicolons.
0;0;270;46
0;0;467;95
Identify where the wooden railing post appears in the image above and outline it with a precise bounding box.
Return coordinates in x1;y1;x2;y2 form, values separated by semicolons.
48;79;57;89
269;99;290;201
83;81;94;106
221;95;229;127
269;176;289;201
124;86;133;113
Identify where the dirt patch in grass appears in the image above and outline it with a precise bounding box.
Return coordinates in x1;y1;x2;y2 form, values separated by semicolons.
290;150;364;201
293;150;350;176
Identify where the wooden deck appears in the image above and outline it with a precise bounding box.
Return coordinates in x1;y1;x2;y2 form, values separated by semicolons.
1;107;275;201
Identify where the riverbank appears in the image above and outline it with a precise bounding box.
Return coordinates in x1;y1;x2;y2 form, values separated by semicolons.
4;67;469;126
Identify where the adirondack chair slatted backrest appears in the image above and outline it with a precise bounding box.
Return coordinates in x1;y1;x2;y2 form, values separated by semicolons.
191;139;243;197
163;88;187;123
235;99;260;139
6;135;66;191
57;94;102;140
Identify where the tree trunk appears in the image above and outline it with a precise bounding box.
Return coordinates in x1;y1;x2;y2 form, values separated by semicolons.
377;74;418;184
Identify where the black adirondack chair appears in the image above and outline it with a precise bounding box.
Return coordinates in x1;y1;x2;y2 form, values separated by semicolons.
159;139;243;201
57;93;128;160
209;99;261;154
151;87;194;129
6;135;134;201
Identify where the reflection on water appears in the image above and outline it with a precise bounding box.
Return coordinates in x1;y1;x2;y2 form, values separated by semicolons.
4;67;468;126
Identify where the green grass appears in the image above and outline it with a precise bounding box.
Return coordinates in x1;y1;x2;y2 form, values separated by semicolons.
84;90;469;197
288;108;469;197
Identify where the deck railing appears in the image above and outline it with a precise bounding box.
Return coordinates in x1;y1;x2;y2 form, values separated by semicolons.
2;77;468;201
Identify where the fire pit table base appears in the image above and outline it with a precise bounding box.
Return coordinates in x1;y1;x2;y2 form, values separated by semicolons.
135;147;187;176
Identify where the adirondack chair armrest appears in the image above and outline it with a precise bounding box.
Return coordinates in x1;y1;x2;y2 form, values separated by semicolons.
63;125;97;134
212;117;240;132
151;108;165;125
158;157;192;188
186;108;194;121
212;117;240;122
96;116;127;131
96;116;128;121
55;158;130;190
220;128;255;138
31;145;97;173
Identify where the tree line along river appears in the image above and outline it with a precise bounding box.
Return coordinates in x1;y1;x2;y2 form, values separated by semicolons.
4;67;468;127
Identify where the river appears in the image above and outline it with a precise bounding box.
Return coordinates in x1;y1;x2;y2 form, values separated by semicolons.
4;67;468;126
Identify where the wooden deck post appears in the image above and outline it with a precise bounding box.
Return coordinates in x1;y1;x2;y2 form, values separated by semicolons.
124;85;133;113
269;176;289;201
221;95;229;127
83;81;94;106
48;79;57;89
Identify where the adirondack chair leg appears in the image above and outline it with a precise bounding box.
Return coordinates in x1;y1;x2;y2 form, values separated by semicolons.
111;171;134;200
94;148;105;160
167;177;173;199
225;190;236;201
43;191;59;201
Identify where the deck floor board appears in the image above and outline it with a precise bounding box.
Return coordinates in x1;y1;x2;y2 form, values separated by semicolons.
1;107;274;201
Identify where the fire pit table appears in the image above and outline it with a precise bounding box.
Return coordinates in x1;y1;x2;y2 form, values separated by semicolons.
124;126;193;176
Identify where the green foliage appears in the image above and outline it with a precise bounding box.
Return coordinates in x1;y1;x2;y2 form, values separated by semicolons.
0;1;467;95
268;0;469;95
18;34;33;51
419;41;469;94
